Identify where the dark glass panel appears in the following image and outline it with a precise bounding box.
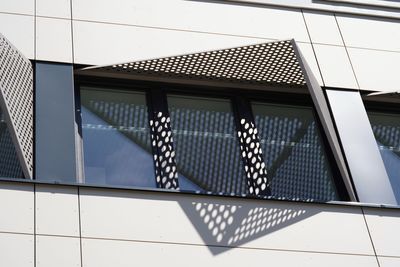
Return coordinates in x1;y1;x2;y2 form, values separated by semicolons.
368;111;400;202
81;87;155;187
168;94;247;194
252;102;338;201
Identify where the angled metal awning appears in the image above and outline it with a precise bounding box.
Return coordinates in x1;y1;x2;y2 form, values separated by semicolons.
78;40;306;89
0;33;33;179
77;39;357;200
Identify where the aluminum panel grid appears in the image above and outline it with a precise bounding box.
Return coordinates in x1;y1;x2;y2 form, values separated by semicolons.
83;40;306;87
0;33;33;179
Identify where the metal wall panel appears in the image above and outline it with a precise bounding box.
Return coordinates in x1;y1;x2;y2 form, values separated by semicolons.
326;89;396;205
35;62;80;182
36;235;81;267
0;232;34;267
363;207;400;257
79;187;374;255
35;185;80;237
0;182;34;234
72;0;309;42
35;17;73;63
81;233;378;267
0;33;34;178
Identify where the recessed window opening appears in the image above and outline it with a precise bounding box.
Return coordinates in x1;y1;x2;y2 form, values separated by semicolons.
365;99;400;204
77;81;345;202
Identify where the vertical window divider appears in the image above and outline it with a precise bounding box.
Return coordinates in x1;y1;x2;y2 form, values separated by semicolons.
147;88;180;190
233;95;271;196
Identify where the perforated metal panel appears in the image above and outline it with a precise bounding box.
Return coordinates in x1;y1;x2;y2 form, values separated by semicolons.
0;33;33;179
79;39;356;200
82;40;305;87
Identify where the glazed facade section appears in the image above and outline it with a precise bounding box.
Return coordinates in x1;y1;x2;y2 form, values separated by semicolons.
1;0;400;266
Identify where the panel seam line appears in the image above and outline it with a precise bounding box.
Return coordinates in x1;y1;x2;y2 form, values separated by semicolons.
334;14;361;89
300;9;326;86
361;207;381;267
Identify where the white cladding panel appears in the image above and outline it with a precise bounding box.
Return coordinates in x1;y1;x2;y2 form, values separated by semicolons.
35;17;73;63
82;238;379;267
35;185;80;237
72;20;272;65
336;15;400;52
0;232;34;267
0;182;34;234
0;0;34;15
379;257;400;267
303;11;343;46
348;48;400;92
80;188;374;255
297;42;324;85
313;44;358;89
36;0;71;19
0;13;34;59
363;207;400;257
72;0;309;42
36;235;81;267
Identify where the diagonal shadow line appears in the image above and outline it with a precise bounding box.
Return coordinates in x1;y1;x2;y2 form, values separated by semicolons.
266;119;312;183
83;103;153;155
84;103;216;192
179;198;319;255
81;188;328;256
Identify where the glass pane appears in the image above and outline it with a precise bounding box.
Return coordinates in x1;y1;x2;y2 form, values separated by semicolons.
252;102;338;201
168;94;247;194
80;87;155;187
0;109;23;178
368;111;400;202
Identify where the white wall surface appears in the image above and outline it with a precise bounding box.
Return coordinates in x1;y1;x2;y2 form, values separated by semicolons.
81;238;379;267
1;181;400;266
79;187;374;255
1;0;399;91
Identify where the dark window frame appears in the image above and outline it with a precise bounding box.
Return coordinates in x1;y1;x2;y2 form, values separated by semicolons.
75;74;350;201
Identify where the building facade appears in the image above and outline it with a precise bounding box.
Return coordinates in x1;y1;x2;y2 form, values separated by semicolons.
1;0;400;266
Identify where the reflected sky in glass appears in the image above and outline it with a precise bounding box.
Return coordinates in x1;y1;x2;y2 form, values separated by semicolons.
168;94;247;194
368;111;400;203
81;88;155;187
252;102;338;201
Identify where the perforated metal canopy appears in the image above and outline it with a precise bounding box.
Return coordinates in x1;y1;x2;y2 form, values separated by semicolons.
78;39;357;201
79;40;307;88
0;33;33;179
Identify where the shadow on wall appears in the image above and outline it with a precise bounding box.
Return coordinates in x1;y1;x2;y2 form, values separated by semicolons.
178;197;317;255
77;188;322;256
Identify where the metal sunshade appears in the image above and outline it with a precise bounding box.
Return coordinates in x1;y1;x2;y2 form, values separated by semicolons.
0;33;34;179
78;39;357;200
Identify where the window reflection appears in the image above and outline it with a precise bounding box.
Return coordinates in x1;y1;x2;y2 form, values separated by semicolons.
368;111;400;203
168;95;247;194
80;87;155;187
0;109;23;178
252;102;339;201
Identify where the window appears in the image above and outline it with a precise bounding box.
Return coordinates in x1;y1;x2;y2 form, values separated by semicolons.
80;86;155;187
78;81;343;202
251;101;339;201
367;108;400;202
167;94;247;194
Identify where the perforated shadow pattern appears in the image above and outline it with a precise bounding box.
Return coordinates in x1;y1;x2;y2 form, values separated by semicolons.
96;41;305;87
0;34;33;178
150;111;179;190
237;118;270;196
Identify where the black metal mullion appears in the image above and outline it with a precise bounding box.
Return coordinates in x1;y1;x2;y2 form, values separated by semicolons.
233;95;271;196
147;89;179;190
